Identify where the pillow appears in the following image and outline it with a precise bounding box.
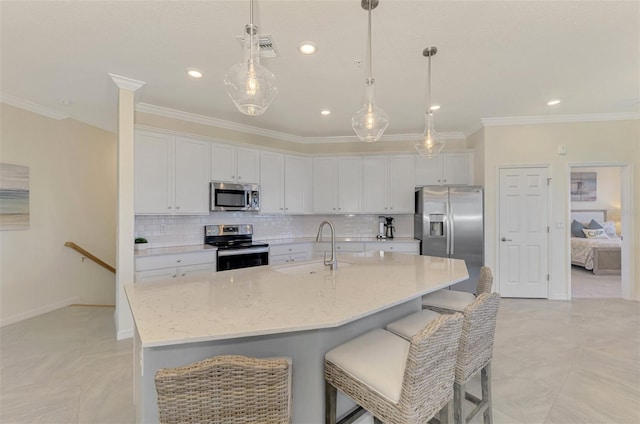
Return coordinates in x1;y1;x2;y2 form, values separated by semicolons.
587;219;603;229
582;228;609;239
603;221;617;237
571;220;586;238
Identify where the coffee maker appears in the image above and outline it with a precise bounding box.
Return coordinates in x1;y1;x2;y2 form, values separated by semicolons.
384;217;395;239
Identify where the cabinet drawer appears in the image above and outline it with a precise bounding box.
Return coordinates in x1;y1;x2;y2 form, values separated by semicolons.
365;242;419;253
269;243;313;256
316;242;364;252
136;251;217;271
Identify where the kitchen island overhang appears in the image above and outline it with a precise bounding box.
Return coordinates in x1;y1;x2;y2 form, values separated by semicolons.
126;252;468;423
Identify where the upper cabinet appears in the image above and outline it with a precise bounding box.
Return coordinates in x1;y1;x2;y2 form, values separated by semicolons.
415;152;471;186
313;157;362;214
362;156;415;214
135;130;210;215
261;153;312;215
211;143;260;184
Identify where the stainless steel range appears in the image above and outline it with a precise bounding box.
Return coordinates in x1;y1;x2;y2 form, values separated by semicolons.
204;224;269;271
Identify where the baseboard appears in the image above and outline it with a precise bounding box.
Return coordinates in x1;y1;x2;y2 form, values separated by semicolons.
0;296;80;327
549;293;570;300
117;327;134;340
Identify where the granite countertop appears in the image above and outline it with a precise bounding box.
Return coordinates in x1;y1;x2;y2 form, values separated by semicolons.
125;252;468;348
257;237;419;245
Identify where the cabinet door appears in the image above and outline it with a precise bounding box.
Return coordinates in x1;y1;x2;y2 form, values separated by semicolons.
134;131;174;214
236;147;260;184
312;157;336;213
415;156;443;186
179;263;216;278
211;143;236;182
337;157;362;213
284;155;304;214
302;157;314;214
442;153;470;185
362;156;388;213
389;156;416;213
174;137;210;215
260;151;284;214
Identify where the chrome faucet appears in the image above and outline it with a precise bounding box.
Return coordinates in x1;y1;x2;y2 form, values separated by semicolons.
316;220;338;270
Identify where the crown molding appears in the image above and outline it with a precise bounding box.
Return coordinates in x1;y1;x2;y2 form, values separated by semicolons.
464;121;485;138
0;93;69;120
481;112;639;127
136;102;465;144
109;73;146;91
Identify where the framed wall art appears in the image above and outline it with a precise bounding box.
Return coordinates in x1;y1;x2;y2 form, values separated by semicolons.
0;163;30;230
570;172;597;202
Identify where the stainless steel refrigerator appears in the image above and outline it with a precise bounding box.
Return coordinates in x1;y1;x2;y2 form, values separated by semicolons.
414;186;484;293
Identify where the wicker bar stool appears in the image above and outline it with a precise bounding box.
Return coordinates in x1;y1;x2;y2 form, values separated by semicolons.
422;266;493;314
324;313;463;424
155;355;292;424
385;292;500;424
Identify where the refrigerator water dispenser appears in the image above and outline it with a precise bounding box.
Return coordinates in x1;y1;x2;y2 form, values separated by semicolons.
429;214;444;236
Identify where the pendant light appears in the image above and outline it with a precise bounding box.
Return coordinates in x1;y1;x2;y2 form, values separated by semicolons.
415;46;445;157
223;0;277;116
352;0;388;142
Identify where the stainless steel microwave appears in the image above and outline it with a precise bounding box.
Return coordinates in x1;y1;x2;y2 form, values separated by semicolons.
211;182;260;212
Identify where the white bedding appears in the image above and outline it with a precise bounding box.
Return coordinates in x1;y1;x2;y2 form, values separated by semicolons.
571;236;621;270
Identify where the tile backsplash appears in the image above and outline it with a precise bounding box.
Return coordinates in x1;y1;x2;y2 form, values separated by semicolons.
135;214;414;248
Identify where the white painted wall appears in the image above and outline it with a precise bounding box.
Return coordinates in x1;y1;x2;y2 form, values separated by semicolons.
482;119;639;301
0;104;117;326
570;166;622;232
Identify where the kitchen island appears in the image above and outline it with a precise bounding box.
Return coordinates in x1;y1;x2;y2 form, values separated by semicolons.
126;252;468;423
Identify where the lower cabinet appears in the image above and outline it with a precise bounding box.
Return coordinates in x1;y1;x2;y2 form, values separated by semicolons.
269;243;314;265
364;242;419;254
135;251;216;283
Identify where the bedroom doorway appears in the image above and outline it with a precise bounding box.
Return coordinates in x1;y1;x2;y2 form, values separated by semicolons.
568;164;631;300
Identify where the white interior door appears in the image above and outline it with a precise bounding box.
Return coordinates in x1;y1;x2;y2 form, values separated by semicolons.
499;167;549;298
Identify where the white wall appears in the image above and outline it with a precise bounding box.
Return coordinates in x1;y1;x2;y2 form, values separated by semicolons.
0;104;117;326
482;119;639;300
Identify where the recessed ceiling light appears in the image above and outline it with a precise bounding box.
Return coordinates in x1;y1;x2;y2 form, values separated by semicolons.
547;99;561;106
321;109;331;115
187;69;203;78
299;42;317;55
430;105;441;111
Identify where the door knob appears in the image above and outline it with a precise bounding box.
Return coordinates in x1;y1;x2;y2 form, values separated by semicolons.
501;237;512;242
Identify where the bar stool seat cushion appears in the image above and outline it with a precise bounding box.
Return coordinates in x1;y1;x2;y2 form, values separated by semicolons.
422;289;475;312
386;309;441;340
324;329;409;403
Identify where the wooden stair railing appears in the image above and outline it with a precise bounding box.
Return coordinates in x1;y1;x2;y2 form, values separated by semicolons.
64;242;116;274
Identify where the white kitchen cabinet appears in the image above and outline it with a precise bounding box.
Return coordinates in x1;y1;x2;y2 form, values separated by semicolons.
315;242;365;253
269;243;313;265
260;151;285;214
135;131;210;215
211;143;260;184
312;157;362;214
284;155;306;214
362;155;415;214
364;242;419;254
416;152;471;186
135;250;217;283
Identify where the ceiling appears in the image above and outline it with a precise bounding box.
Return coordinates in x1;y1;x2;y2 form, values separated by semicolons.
1;1;638;142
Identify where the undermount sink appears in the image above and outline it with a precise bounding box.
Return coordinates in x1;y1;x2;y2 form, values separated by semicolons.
271;260;352;275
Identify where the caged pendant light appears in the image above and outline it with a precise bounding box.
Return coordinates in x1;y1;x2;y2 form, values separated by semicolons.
415;46;445;158
223;0;277;116
352;0;388;142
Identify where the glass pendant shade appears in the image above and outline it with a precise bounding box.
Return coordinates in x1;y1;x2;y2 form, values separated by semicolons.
224;22;277;116
415;112;445;158
352;80;389;142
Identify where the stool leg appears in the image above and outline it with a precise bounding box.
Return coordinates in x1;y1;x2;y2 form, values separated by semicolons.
481;363;493;424
325;381;337;424
439;399;453;424
453;382;464;424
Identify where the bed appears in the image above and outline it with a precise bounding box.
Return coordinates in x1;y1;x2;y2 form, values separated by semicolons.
570;210;621;275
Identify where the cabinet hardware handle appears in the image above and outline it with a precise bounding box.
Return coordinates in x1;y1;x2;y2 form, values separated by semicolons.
182;273;186;276
501;237;513;242
172;275;176;278
176;206;180;209
168;206;172;209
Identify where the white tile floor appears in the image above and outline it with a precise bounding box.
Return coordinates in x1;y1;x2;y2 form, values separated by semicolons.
1;298;639;424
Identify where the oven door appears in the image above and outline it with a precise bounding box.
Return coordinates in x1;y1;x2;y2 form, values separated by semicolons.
217;248;269;271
